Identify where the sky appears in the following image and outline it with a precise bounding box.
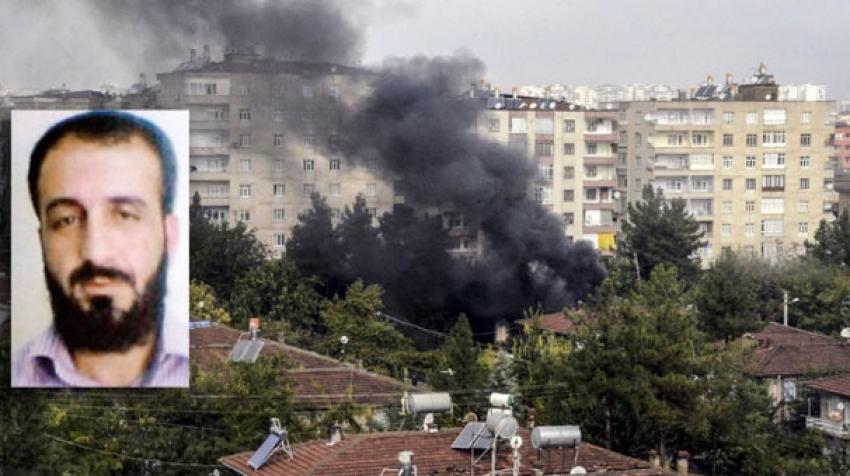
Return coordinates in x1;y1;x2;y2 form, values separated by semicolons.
2;0;848;100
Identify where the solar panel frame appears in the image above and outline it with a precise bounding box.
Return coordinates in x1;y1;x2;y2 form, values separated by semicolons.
248;433;281;470
230;340;251;362
451;422;493;450
242;340;265;363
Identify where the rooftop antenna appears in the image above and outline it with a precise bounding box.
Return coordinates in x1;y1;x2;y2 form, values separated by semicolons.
247;418;293;470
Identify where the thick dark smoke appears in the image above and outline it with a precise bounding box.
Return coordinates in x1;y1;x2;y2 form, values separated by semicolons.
100;0;362;68
342;53;606;322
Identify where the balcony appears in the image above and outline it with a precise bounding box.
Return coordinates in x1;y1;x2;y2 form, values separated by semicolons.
183;94;232;105
584;132;617;143
584;156;617;166
806;416;850;439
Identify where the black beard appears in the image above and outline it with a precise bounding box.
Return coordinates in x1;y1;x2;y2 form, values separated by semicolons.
46;256;167;354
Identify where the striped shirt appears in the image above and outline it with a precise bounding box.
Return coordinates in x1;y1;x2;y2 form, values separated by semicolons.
12;319;189;388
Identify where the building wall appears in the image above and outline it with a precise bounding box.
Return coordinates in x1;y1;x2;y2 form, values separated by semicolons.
619;100;837;262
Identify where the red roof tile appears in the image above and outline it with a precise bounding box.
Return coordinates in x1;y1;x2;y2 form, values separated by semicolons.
748;323;850;377
806;374;850;398
221;427;669;475
191;325;420;408
518;312;575;335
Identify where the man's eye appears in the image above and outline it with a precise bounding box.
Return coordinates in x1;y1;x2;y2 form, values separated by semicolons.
117;209;140;221
51;216;78;229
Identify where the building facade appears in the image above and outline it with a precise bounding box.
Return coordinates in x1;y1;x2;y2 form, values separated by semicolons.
475;93;618;252
618;75;837;261
156;47;393;253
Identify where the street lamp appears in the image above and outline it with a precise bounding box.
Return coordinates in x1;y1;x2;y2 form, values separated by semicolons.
783;291;800;326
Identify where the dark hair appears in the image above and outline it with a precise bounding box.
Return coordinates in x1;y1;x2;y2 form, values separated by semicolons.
28;110;177;215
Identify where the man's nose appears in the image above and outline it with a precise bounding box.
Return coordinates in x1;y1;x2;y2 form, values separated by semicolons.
81;215;118;266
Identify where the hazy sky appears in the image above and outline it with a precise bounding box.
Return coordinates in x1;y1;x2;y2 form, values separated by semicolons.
2;0;848;99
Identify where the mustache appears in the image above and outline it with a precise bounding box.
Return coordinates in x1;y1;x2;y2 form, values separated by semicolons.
69;261;135;288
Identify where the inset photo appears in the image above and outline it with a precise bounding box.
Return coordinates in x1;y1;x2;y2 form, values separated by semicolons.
10;110;189;387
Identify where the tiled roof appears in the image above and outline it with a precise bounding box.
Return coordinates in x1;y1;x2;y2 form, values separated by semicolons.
806;374;850;398
221;427;668;475
748;323;850;377
518;312;575;335
190;325;419;407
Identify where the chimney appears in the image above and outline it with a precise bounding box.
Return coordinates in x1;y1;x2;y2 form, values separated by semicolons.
676;450;689;475
648;449;660;468
398;451;415;476
327;422;343;446
494;321;509;344
190;48;197;62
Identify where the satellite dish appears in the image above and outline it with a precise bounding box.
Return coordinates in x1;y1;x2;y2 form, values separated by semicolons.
494;103;503;109
568;104;575;110
838;402;845;411
840;328;850;339
510;436;523;449
339;335;349;345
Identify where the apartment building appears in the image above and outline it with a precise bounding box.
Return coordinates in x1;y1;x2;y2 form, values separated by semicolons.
156;47;392;253
475;91;618;252
618;67;837;261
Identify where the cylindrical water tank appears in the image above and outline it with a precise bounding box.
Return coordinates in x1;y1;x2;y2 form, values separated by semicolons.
486;412;518;439
531;426;581;449
489;392;514;407
406;393;452;415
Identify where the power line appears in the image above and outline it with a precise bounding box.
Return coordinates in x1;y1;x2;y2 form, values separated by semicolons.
43;434;224;469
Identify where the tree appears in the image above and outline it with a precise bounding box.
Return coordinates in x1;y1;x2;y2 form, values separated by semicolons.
430;315;488;415
337;194;381;284
806;209;850;267
190;280;231;325
693;252;762;342
780;259;850;335
287;193;347;297
619;185;704;286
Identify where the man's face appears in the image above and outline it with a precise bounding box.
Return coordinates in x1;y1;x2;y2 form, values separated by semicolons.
36;134;175;351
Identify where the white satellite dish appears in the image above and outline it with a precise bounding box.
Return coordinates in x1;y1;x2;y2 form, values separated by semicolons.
840;328;850;339
838;402;845;411
510;436;523;449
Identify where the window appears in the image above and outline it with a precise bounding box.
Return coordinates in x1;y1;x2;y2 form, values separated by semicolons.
799;222;809;234
206;107;227;121
563;143;575;155
366;183;377;197
191;156;227;172
367;159;378;170
274;233;285;247
761;219;784;237
799;156;810;168
722;156;733;169
206;183;227;197
763;109;786;125
303;159;315;171
510;118;527;133
240;159;252;173
237;209;251;222
563;189;574;202
304;135;315;148
798;200;809;212
692;177;711;192
329;159;341;170
762;130;786;146
746;112;758;125
301;85;314;98
746;201;756;213
745;178;756;190
746;156;756;169
329;183;341;196
239;108;251;120
761;198;784;214
302;183;315;196
691;133;709;146
667;134;684;146
762;153;785;168
801;134;811;147
239;84;250;96
799;178;810;190
722;201;732;214
723;112;734;124
273;159;285;173
801;112;812;125
537;186;553;205
540;164;553;180
762;175;785;190
564;166;574;179
488;119;500;132
746;134;758;147
239;184;251;198
273;110;284;123
273;183;285;197
330;208;341;221
239;134;252;147
722;178;733;190
535;140;554;156
367;208;377;219
273;209;285;223
635;133;642;145
721;224;732;236
745;223;754;236
273;134;285;146
585;165;598;178
535;118;554;133
723;134;734;146
563;119;575;133
586;143;598;155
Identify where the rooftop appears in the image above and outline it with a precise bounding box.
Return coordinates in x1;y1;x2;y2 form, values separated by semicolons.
747;323;850;377
221;427;669;475
806;374;850;398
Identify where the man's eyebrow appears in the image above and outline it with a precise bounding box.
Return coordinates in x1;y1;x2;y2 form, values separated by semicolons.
109;196;148;210
44;197;83;216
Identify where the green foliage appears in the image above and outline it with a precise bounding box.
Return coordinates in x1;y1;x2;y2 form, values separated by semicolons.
189;280;231;325
430;315;488;415
190;192;268;298
780;260;850;335
337;195;381;285
618;185;704;286
693;252;763;342
228;257;324;345
319;281;412;374
286;193;347;297
806;209;850;267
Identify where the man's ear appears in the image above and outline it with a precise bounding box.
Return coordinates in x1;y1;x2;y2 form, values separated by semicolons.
164;214;179;255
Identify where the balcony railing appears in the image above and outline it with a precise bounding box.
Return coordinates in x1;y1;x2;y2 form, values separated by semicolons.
806;416;850;439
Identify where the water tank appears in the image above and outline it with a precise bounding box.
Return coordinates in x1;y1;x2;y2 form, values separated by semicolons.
531;426;581;449
405;393;452;415
489;392;514;407
486;412;518;439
